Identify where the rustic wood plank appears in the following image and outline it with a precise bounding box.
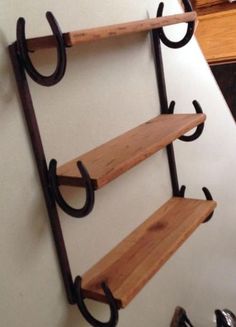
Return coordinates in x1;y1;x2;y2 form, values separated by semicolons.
196;10;236;63
67;12;196;46
26;12;196;51
81;197;217;308
57;114;206;189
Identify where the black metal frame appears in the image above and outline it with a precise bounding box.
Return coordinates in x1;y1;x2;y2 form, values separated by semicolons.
9;12;117;327
8;2;214;326
152;2;215;223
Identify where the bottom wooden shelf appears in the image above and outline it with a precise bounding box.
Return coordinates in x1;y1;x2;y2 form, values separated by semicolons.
82;197;216;308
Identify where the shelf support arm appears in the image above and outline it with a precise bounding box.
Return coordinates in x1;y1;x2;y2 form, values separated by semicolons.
179;186;215;222
48;159;95;218
168;100;205;142
156;0;195;49
74;276;119;327
16;11;67;86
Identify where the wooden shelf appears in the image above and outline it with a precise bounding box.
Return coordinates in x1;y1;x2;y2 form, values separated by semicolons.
26;12;196;51
81;197;217;308
57;114;206;189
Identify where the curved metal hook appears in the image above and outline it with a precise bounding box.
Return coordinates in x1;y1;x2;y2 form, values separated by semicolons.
48;159;95;218
156;0;195;49
178;185;214;222
74;276;119;327
215;310;229;327
202;187;214;223
168;100;205;142
215;309;236;327
178;185;186;198
16;11;66;86
167;101;176;114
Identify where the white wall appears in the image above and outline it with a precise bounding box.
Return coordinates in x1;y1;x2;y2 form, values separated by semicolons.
1;1;236;326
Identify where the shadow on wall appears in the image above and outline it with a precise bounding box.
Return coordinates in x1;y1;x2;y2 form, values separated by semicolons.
63;297;112;327
0;29;16;104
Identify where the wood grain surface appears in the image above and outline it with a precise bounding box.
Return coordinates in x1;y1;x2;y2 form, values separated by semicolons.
196;10;236;63
26;12;196;51
57;114;206;189
81;197;217;308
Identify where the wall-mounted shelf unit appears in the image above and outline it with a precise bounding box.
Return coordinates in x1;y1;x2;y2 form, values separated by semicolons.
9;1;216;326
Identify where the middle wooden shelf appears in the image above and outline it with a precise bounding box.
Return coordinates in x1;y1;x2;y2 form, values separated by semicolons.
58;113;206;189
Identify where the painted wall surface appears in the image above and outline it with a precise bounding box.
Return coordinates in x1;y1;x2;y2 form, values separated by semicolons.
0;1;236;326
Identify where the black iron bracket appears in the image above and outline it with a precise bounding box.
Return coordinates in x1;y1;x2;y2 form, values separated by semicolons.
151;1;215;219
178;186;215;222
9;2;213;327
9;11;118;327
48;159;95;218
74;276;119;327
168;100;205;142
16;12;67;86
156;0;195;49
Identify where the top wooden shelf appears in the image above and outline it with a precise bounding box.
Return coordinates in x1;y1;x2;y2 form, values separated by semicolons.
57;114;206;190
26;12;196;51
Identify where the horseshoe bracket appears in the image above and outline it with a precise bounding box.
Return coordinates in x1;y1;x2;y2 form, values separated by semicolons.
74;276;119;327
48;159;95;218
156;0;195;49
168;100;205;142
178;185;215;223
16;11;66;86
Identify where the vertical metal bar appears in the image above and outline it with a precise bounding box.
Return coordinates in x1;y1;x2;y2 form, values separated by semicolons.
151;31;169;114
9;42;75;304
165;144;180;197
151;30;180;196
